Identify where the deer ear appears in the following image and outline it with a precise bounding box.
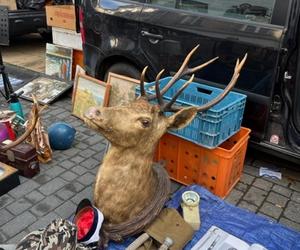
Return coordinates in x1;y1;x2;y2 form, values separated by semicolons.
167;107;198;129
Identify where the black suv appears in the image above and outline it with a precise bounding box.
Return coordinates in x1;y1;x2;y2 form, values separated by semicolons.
79;0;300;162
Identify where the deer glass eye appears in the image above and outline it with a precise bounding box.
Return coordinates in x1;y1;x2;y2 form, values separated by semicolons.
141;119;151;128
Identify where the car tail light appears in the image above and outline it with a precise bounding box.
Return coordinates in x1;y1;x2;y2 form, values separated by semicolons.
79;7;86;44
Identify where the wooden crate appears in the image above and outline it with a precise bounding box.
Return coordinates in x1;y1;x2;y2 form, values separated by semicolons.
0;0;17;10
46;5;76;31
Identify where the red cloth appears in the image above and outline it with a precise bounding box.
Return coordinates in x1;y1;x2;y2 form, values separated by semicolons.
76;207;95;240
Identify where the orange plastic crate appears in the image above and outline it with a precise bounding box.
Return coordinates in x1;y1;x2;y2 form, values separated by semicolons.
155;127;251;198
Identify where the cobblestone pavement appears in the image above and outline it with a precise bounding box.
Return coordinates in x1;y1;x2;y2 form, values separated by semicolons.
0;96;300;244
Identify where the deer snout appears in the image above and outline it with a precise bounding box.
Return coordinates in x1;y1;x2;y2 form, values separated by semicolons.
84;107;101;119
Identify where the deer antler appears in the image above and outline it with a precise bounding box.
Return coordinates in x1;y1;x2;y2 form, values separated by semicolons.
167;53;248;112
148;45;218;100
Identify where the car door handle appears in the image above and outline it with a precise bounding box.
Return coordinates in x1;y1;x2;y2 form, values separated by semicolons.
141;30;163;40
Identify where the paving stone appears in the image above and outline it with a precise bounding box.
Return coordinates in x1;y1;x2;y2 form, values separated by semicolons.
33;173;53;185
237;200;258;213
264;177;291;187
25;190;45;204
243;164;259;177
80;158;100;170
19;176;28;184
253;178;273;191
235;182;248;192
6;198;33;215
55;200;76;219
291;191;300;203
74;141;89;150
272;185;292;197
93;150;106;162
60;171;78;181
30;195;64;217
71;155;85;164
71;165;88;175
7;229;31;244
89;167;98;175
266;192;288;208
60;160;76;169
85;135;104;146
0;229;8;244
28;212;59;231
71;186;93;205
45;165;65;178
63;148;81;157
0;194;14;209
79;148;97;158
240;173;255;185
8;180;39;199
38;177;67;196
259;202;282;219
225;189;243;205
244;187;268;206
77;172;95;186
57;182;85;200
283;201;300;223
0;209;14;225
279;217;300;231
2;211;36;237
290;181;300;192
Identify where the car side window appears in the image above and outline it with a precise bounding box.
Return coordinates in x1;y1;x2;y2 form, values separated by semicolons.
149;0;277;25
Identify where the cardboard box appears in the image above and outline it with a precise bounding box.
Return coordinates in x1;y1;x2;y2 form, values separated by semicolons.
0;0;17;10
53;27;82;51
46;5;76;31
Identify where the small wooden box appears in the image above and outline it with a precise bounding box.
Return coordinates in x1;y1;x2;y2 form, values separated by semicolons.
0;0;17;10
0;143;40;178
0;162;20;196
46;5;76;31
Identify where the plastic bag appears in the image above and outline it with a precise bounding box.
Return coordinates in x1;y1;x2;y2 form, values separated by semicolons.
16;0;46;10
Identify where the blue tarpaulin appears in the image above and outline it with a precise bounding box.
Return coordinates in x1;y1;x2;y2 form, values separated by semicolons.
108;185;300;250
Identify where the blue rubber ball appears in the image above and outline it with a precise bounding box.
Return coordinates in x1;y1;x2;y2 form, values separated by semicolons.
48;122;76;150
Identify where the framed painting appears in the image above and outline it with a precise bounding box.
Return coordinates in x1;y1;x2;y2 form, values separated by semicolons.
45;43;73;81
16;76;73;105
107;72;139;107
72;74;111;120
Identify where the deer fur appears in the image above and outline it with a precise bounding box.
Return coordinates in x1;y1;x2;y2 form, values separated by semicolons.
84;98;197;224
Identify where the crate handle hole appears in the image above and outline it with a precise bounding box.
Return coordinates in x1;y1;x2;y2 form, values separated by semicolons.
211;176;216;180
197;87;212;95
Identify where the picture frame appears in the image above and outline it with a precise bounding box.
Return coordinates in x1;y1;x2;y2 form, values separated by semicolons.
107;72;139;107
72;74;111;120
45;43;73;81
16;76;73;105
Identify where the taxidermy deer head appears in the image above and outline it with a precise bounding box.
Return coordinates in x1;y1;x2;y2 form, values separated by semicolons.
84;45;247;225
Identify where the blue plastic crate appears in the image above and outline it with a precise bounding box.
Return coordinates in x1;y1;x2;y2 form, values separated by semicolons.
136;76;247;149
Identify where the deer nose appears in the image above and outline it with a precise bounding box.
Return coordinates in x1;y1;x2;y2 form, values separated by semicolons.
85;107;101;119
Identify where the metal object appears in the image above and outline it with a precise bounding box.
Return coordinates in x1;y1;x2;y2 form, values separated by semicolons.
0;6;9;46
158;237;174;250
